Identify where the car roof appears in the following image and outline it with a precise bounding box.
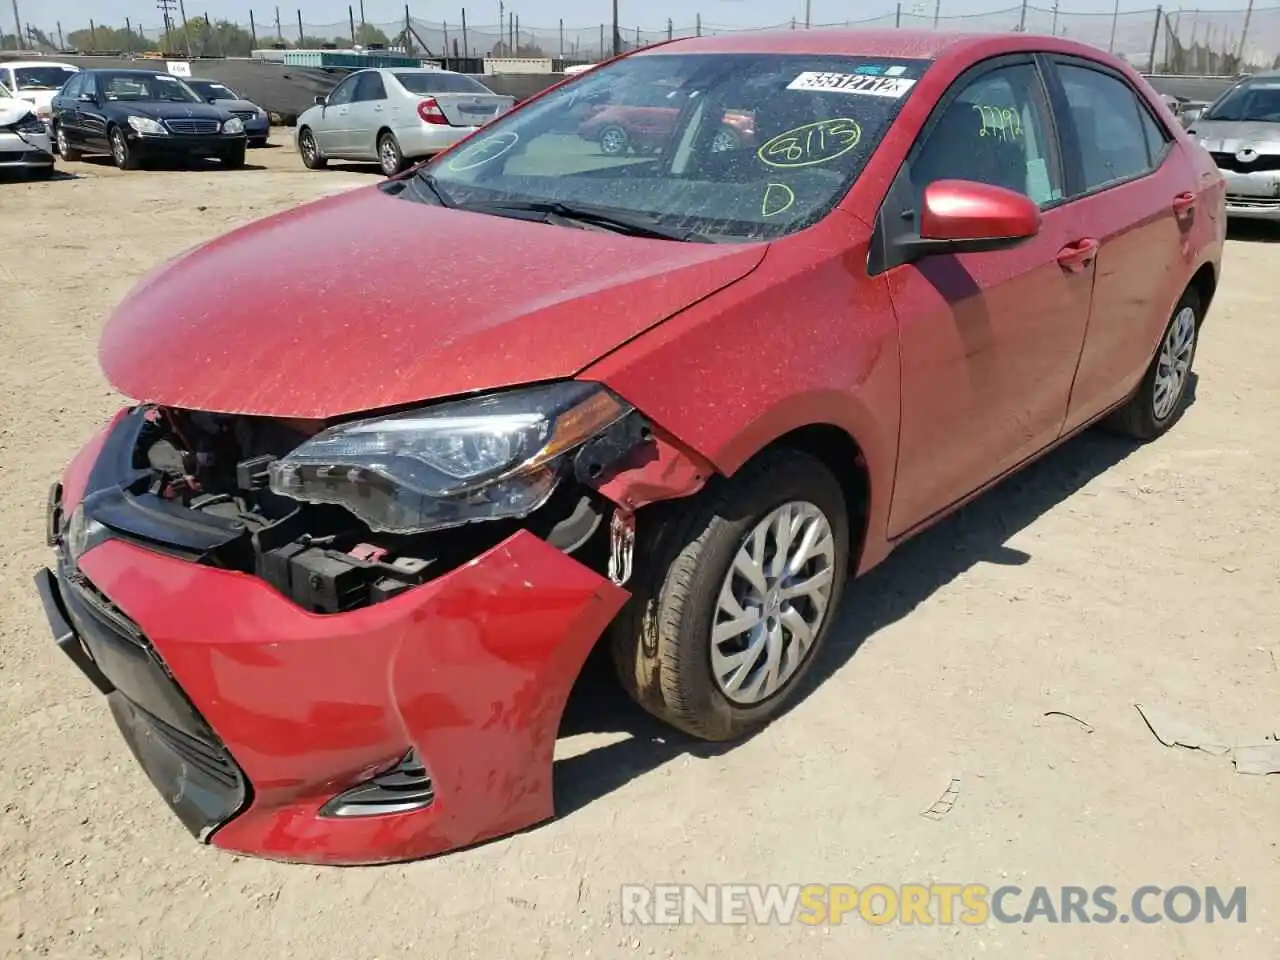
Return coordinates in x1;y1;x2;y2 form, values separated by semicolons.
3;60;80;69
83;68;179;75
636;27;1125;65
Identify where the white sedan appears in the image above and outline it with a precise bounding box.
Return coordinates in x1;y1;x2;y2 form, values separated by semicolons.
295;67;514;176
0;79;54;179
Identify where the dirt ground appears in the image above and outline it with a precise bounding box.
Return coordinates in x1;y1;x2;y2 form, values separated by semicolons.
1;142;1277;960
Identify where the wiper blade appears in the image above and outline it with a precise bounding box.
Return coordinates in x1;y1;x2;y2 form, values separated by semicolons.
412;171;455;207
455;199;715;243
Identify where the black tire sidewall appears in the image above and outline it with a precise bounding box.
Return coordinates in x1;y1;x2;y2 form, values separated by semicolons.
298;128;322;168
599;126;628;155
637;451;850;741
378;133;402;176
1136;288;1201;437
109;127;132;169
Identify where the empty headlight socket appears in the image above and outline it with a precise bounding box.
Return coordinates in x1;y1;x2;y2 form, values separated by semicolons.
571;411;654;485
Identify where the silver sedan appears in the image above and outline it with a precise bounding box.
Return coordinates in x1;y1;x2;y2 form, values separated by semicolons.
1187;72;1280;222
295;67;514;176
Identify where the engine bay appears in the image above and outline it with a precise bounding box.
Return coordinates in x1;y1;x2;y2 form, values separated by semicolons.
81;405;615;614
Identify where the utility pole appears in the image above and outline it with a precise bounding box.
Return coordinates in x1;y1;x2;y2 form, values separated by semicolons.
1237;0;1254;65
349;5;356;45
56;20;63;49
296;7;303;45
1051;0;1059;36
804;0;811;28
359;0;366;28
1147;5;1162;74
667;17;672;40
177;0;192;56
9;0;20;52
611;0;619;56
932;0;940;29
249;10;256;48
1108;0;1119;51
559;18;563;57
1018;0;1027;31
461;7;468;57
157;0;176;53
275;6;282;41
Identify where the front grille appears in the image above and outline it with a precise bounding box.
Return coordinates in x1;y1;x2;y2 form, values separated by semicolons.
63;571;147;650
229;110;257;122
1211;151;1280;173
1226;194;1280;209
165;118;220;135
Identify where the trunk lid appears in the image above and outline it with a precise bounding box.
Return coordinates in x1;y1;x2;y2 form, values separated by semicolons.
428;92;515;127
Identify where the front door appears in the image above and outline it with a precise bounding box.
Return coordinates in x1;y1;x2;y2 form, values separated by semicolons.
346;70;388;160
313;74;358;155
883;56;1097;536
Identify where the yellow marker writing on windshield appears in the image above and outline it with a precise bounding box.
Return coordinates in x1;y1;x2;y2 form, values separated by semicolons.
761;182;796;217
757;118;862;169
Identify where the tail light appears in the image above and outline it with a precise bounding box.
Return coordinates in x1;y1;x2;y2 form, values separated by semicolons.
417;98;449;125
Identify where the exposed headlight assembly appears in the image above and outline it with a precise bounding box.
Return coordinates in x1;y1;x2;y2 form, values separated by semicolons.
126;115;166;135
268;382;634;534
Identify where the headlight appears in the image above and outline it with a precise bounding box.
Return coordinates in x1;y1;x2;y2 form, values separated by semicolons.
223;117;244;134
268;382;632;534
62;504;106;562
127;115;166;135
257;107;268;119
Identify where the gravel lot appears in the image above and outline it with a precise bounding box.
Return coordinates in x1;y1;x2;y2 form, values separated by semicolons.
1;143;1277;960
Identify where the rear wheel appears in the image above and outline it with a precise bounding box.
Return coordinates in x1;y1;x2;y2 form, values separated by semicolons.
598;125;629;156
297;127;326;169
377;131;406;176
611;449;849;742
109;126;138;170
55;125;81;161
710;127;741;152
1105;288;1200;441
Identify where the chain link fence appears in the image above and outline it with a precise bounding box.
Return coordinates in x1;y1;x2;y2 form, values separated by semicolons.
8;5;1280;74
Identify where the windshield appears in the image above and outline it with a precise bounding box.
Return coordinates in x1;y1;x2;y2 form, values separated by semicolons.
1202;79;1280;122
422;52;929;242
394;72;492;95
189;80;238;100
12;66;77;91
101;72;203;103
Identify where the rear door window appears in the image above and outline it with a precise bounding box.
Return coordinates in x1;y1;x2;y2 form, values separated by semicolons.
1056;64;1157;192
353;72;387;102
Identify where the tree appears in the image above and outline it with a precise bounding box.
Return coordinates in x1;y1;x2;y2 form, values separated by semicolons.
354;23;390;46
488;40;546;57
179;16;257;57
66;25;158;52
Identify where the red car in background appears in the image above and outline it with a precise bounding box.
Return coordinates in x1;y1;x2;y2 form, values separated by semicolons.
37;29;1223;866
577;90;756;155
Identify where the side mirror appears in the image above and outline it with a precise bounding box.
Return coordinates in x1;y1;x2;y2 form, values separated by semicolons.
897;179;1041;262
77;92;96;104
1180;106;1204;126
314;95;327;105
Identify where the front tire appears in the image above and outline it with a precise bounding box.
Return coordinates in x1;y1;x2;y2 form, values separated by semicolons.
221;143;247;168
297;127;326;169
1106;288;1200;441
55;125;81;161
108;126;138;170
611;449;849;742
377;131;406;176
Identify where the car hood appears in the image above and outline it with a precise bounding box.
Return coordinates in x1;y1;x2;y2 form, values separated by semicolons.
114;101;228;121
10;89;56;111
1191;119;1280;153
100;184;767;419
0;97;35;125
211;97;262;113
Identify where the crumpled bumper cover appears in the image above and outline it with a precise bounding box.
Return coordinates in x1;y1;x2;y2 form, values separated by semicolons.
70;530;628;865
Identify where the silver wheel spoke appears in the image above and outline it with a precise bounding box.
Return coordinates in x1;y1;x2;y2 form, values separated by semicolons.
710;499;838;706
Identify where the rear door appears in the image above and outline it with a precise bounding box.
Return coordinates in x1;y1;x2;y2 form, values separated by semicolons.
80;75;110;151
346;71;388;159
1042;56;1200;433
881;55;1097;536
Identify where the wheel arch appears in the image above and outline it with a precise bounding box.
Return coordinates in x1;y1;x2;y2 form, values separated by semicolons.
1187;260;1217;326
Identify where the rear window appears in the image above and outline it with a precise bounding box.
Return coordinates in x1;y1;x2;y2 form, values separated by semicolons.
394;72;492;95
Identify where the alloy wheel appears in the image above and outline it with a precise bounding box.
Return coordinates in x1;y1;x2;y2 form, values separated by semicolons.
110;129;126;167
599;127;627;155
711;128;739;152
1153;305;1196;421
300;131;316;163
379;137;399;175
710;501;836;705
56;127;68;156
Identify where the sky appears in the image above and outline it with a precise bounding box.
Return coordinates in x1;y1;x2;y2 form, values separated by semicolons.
16;0;1272;37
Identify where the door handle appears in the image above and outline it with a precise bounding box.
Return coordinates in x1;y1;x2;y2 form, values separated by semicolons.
373;104;383;112
1173;191;1197;216
1056;238;1099;273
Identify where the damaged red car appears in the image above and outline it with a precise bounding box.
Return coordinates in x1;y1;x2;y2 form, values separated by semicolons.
36;29;1223;866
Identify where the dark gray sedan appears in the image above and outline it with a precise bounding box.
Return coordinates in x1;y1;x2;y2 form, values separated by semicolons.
187;79;271;147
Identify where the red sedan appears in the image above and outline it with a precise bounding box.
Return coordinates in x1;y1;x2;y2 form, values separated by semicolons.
37;29;1223;865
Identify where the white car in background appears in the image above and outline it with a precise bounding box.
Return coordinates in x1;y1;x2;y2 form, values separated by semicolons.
0;79;55;179
295;67;514;176
0;61;80;137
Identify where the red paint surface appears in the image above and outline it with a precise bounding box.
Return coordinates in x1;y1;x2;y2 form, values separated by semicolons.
98;189;765;419
919;180;1042;242
77;534;628;866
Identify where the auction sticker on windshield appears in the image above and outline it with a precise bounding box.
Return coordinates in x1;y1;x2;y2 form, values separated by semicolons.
787;72;916;98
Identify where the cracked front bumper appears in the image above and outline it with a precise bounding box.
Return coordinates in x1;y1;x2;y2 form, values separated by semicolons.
38;446;628;865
